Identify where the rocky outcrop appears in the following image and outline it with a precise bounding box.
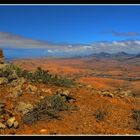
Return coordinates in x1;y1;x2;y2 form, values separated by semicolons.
0;49;4;64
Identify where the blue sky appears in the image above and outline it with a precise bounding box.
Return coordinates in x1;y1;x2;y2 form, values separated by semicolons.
0;5;140;44
1;5;140;58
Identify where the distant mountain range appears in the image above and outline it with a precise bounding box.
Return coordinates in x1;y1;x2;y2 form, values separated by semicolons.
86;51;135;58
2;47;140;60
61;51;140;59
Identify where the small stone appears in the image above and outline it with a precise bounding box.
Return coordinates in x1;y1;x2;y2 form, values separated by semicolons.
6;117;15;128
0;77;8;85
42;89;52;94
78;84;84;87
26;85;37;93
56;89;63;94
102;92;114;98
86;85;92;88
0;115;4;119
62;90;70;96
9;87;23;98
118;88;122;91
13;121;19;128
0;122;6;129
40;129;48;133
40;96;45;99
0;102;5;108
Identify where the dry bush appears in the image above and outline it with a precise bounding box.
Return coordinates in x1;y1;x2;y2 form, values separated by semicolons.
22;93;79;124
93;109;108;122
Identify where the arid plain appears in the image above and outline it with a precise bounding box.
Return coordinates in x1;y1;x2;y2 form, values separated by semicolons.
0;56;137;135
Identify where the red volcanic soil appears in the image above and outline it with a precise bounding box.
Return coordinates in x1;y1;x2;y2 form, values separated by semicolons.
13;57;140;90
0;82;140;135
13;57;140;77
78;77;129;90
0;57;140;135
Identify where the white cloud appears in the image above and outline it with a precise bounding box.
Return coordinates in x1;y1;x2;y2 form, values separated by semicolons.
134;40;140;45
68;45;72;48
0;32;140;55
83;46;92;49
48;49;54;53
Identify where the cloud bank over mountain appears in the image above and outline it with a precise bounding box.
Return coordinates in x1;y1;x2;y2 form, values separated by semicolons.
1;32;140;56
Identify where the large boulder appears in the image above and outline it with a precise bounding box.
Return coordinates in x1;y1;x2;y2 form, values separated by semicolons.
0;49;4;64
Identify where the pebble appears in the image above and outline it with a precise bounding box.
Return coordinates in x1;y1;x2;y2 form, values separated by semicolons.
13;121;19;128
40;96;45;99
62;90;70;96
0;122;6;129
40;129;48;133
6;117;15;128
42;89;52;94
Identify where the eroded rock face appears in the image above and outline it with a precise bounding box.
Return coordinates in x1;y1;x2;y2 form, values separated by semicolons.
0;49;4;64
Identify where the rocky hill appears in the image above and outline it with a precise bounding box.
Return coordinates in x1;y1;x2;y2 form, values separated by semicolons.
0;49;4;64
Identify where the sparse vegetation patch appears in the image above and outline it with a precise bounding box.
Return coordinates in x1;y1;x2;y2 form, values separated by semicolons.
0;64;75;87
93;109;108;122
22;93;79;124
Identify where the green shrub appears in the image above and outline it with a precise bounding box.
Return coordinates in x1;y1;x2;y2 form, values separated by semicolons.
24;67;75;87
1;64;75;87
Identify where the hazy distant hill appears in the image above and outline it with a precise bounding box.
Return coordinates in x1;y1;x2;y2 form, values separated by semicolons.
86;51;135;59
135;53;140;58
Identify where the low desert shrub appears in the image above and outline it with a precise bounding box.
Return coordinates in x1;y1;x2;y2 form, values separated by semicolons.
93;109;108;122
22;93;78;124
1;64;75;87
24;67;75;87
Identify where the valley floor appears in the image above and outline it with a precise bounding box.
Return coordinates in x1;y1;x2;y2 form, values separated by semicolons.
0;57;140;135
